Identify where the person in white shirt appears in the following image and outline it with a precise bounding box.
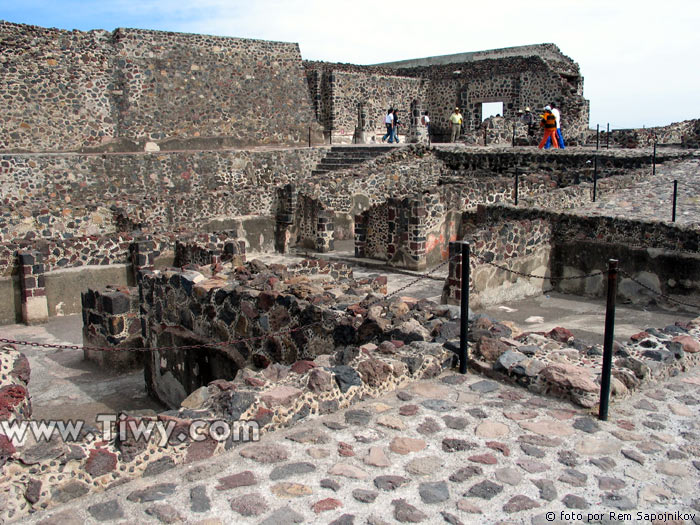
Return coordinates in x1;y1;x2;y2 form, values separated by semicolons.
381;109;394;143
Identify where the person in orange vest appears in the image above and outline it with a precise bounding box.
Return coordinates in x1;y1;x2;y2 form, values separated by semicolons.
538;106;559;149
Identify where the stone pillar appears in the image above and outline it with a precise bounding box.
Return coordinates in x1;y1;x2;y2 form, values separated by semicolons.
386;199;399;261
275;184;296;253
17;251;49;325
129;238;158;283
223;240;247;266
354;212;367;258
404;197;427;270
82;286;143;371
408;99;428;145
442;241;464;305
352;102;372;144
315;210;335;253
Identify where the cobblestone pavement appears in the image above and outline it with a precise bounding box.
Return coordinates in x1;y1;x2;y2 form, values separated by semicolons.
23;368;700;525
571;157;700;226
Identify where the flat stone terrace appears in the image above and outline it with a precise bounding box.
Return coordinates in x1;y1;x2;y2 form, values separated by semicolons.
19;368;700;525
571;157;700;227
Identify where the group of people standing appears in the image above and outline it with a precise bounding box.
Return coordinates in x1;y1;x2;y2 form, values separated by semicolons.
381;108;401;143
378;103;565;147
537;103;566;149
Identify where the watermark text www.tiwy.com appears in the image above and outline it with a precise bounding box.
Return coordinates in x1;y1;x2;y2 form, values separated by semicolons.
0;415;259;447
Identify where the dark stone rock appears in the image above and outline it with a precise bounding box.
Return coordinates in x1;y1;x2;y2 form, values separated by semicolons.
259;505;305;525
24;478;41;504
558;468;587;487
590;457;616;471
143;456;176;477
602;493;636;510
127;483;177;503
51;480;89;504
440;374;467;385
442;415;469;430
597;476;626;491
352;489;378;503
532;479;557;501
216;470;257;490
442;438;477;452
503;495;540;513
496;350;527;372
417;417;441;435
419;481;449;503
392;498;428;523
420;399;456;412
321;478;341;492
621;449;645;465
449;465;483;482
572;417;600;434
329;515;355;525
520;443;546;458
374;475;410;491
469;380;499;393
441;511;464;525
225;391;256;419
345;409;371;425
467;408;488;419
396;391;413;401
466;480;503;500
88;500;124;522
270;462;316;480
557;450;579;467
230;492;268;516
332;365;362;393
190;485;210;513
562;494;589;509
518;434;562;447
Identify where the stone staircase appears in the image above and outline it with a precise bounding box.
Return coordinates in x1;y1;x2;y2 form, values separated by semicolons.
311;145;396;176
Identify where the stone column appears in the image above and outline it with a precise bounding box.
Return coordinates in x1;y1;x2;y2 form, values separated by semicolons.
404;197;427;270
441;241;464;305
408;99;428;145
315;210;335;253
129;238;158;284
354;212;367;258
17;251;49;325
275;184;296;254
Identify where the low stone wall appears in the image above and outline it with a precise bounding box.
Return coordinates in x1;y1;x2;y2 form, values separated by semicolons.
442;213;553;308
601;119;700;148
443;204;700;309
467;316;700;408
139;259;389;408
0;344;31;424
355;193;458;270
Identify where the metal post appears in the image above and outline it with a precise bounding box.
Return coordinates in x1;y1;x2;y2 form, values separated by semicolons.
308;127;311;148
672;179;678;222
652;142;656;175
512;124;516;147
459;241;470;374
599;259;618;421
596;124;600;150
606;123;610;149
593;156;598;202
514;169;519;205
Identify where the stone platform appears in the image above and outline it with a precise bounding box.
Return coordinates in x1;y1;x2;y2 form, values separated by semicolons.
18;368;700;525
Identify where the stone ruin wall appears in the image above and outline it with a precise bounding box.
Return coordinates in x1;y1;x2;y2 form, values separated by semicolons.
601;119;700;148
443;205;700;308
304;49;590;144
0;21;323;153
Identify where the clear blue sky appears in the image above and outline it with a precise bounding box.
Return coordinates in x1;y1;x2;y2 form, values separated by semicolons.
2;0;698;129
